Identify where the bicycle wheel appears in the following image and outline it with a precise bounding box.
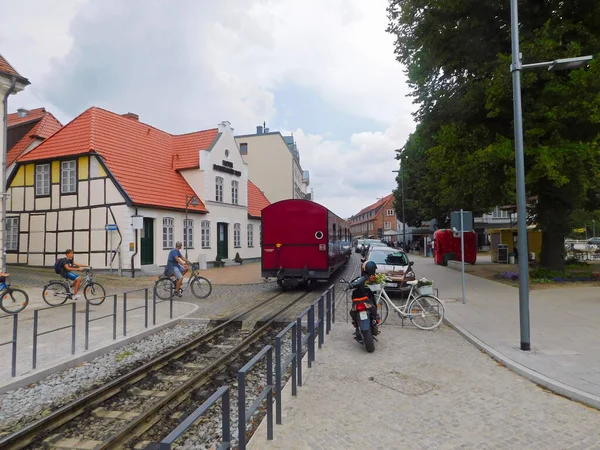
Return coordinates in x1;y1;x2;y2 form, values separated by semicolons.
190;276;212;299
407;295;444;330
155;278;174;300
0;288;29;314
377;298;389;327
84;282;106;305
42;281;70;306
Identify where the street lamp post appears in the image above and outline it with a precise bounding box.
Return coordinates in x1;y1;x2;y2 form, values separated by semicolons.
376;197;385;241
510;0;593;351
184;194;199;259
393;149;406;246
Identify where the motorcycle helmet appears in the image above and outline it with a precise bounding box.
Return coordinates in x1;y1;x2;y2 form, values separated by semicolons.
364;260;377;276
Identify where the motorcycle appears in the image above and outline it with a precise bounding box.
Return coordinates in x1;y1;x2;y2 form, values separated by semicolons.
339;277;378;353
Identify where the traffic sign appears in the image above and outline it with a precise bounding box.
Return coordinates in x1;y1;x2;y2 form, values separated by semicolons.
105;224;118;231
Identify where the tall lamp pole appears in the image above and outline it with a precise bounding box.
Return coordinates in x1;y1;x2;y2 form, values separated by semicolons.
376;197;385;241
184;194;199;259
393;148;406;246
510;0;593;351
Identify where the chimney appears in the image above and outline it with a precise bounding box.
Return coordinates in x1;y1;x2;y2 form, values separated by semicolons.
218;121;233;133
264;128;270;133
17;108;29;118
256;125;263;135
122;112;139;121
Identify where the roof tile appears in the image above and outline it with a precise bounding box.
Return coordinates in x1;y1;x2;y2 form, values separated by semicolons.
0;54;29;84
18;107;218;213
248;180;270;218
173;129;219;170
7;112;63;166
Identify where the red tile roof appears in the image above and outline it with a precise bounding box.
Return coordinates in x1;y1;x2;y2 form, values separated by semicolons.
7;107;47;127
18;107;210;213
7;111;63;166
172;129;219;170
0;54;29;84
248;180;270;218
354;193;394;217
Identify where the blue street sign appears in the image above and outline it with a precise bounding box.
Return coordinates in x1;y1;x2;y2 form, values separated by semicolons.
105;224;118;231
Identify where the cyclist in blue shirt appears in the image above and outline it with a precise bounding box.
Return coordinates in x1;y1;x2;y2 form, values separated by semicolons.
60;249;87;300
165;241;191;297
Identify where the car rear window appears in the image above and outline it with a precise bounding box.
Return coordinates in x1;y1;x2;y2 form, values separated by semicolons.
369;251;408;266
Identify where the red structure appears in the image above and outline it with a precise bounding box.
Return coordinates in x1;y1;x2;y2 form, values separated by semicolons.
433;229;477;265
262;199;350;287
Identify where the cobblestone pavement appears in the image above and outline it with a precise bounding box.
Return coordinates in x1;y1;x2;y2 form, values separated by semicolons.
250;314;600;450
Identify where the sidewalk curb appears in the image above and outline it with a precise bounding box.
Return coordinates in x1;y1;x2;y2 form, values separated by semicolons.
444;316;600;411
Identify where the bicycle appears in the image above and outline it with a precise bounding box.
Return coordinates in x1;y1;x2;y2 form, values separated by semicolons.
370;278;444;330
154;262;212;300
42;267;106;306
0;275;29;314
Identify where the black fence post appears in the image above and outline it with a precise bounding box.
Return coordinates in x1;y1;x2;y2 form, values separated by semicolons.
123;292;128;337
144;288;149;328
308;304;315;367
71;302;76;354
275;335;282;425
222;389;231;447
326;290;331;334
318;296;324;348
296;316;303;387
112;295;117;340
266;346;273;441
11;314;17;377
291;322;297;396
238;369;246;450
32;310;38;370
332;285;336;323
85;297;90;351
153;289;157;326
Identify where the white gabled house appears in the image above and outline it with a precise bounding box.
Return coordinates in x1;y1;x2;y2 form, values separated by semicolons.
6;107;270;275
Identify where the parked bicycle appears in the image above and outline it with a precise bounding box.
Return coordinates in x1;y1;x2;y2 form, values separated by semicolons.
0;275;29;314
154;262;212;300
370;277;444;330
42;267;106;306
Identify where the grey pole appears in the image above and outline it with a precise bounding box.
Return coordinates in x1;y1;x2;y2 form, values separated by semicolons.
2;77;17;274
460;209;466;304
510;0;531;351
184;194;189;260
401;163;406;246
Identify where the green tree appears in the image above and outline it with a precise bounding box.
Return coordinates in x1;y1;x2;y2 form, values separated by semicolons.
387;0;600;270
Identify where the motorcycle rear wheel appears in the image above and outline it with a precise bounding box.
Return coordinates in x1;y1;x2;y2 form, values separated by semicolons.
362;329;375;353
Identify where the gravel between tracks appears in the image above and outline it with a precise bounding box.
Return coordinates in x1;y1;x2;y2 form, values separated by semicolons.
0;320;209;434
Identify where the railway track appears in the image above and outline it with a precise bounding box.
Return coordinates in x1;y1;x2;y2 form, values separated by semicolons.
0;289;312;450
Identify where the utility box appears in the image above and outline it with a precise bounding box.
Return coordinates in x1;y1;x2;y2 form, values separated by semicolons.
489;228;542;263
497;244;509;264
198;253;207;270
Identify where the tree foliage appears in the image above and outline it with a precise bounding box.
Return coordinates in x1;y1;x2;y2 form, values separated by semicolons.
387;0;600;269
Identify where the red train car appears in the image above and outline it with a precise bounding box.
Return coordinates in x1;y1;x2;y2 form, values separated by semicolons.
433;229;477;265
261;199;350;287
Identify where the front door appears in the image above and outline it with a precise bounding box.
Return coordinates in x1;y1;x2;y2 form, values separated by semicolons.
217;222;228;260
141;218;154;265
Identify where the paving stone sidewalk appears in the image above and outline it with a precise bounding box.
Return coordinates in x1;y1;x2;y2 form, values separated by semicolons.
250;315;600;450
408;254;600;408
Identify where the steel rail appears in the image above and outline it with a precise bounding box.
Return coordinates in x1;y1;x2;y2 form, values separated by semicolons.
0;290;292;450
98;291;311;449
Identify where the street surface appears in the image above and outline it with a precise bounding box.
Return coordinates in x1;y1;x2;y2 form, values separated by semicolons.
250;313;600;449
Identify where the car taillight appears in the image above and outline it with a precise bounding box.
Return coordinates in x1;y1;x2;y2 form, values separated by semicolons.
356;303;367;311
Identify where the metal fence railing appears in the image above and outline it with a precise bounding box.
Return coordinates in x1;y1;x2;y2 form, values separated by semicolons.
0;314;18;377
159;386;231;450
238;345;273;450
275;321;297;425
152;288;173;326
33;303;76;369
84;295;117;351
123;288;149;336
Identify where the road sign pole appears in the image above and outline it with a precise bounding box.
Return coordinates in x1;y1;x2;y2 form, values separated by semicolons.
460;209;466;304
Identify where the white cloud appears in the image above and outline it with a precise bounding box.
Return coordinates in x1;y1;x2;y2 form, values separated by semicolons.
0;0;416;218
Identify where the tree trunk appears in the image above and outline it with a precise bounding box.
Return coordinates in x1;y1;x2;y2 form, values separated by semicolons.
540;228;565;271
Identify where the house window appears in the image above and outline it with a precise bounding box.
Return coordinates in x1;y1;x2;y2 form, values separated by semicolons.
234;223;241;248
239;143;248;155
387;209;394;216
6;217;18;251
163;217;174;249
215;177;223;202
61;160;77;194
183;219;193;249
201;220;210;248
232;180;239;205
35;164;50;196
247;224;254;247
385;222;392;230
492;206;508;218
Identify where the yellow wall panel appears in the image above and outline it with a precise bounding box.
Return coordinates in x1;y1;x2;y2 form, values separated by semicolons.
79;156;89;180
52;161;60;184
25;164;34;186
11;166;25;187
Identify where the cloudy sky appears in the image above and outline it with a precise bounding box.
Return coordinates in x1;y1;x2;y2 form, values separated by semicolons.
0;0;415;218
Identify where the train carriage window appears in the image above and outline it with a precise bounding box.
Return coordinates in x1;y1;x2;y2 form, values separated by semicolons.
332;223;336;242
